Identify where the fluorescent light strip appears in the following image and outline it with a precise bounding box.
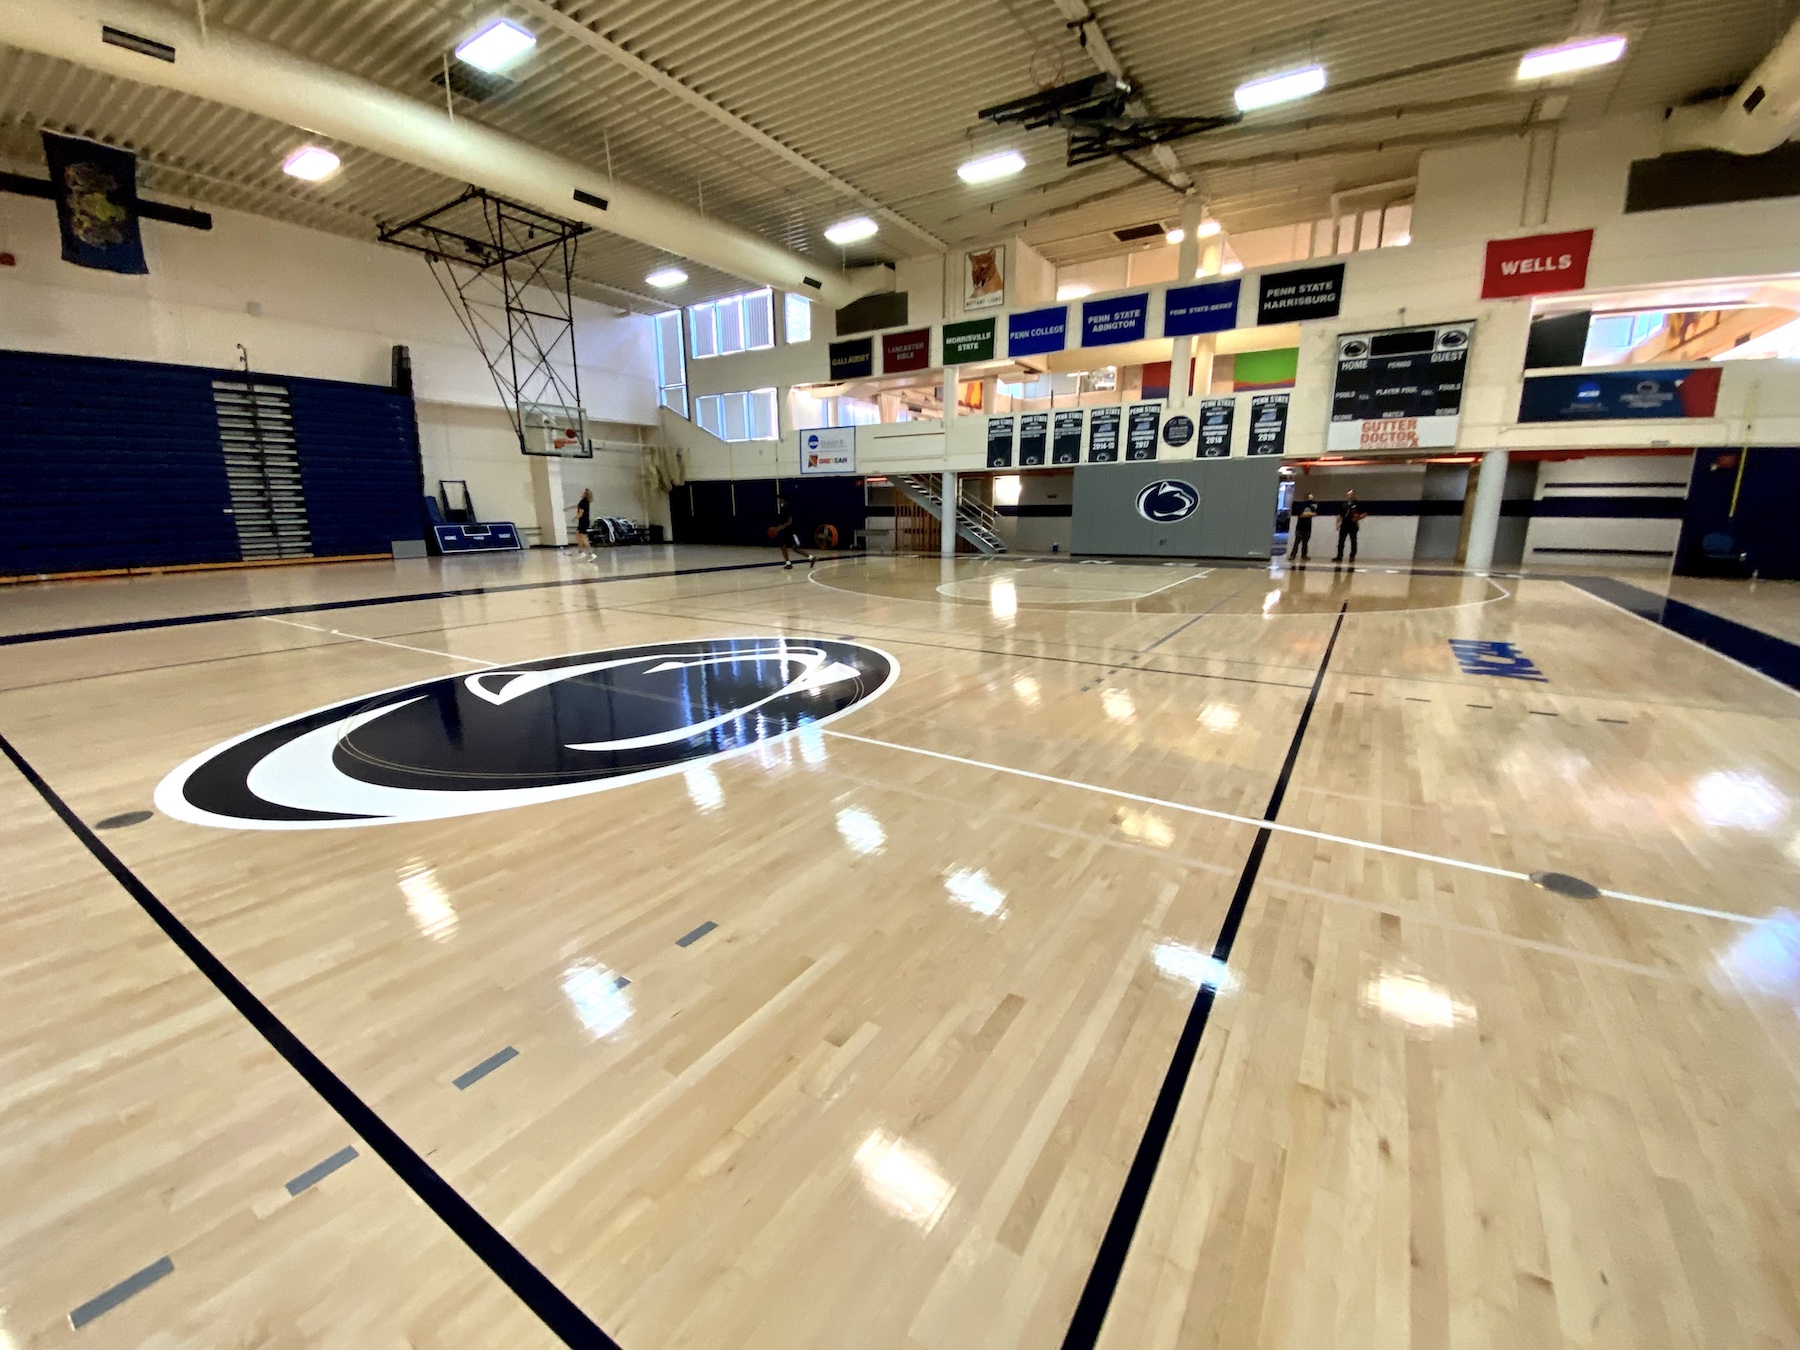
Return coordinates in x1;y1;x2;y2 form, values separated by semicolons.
455;18;536;73
645;266;688;288
958;150;1026;184
281;146;341;182
1234;65;1327;112
1518;34;1627;80
824;216;878;245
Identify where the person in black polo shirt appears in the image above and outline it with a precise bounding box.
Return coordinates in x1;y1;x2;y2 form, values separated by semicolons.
1334;489;1365;565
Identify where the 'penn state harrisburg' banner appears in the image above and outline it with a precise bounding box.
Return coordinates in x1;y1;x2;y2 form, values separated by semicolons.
41;132;148;274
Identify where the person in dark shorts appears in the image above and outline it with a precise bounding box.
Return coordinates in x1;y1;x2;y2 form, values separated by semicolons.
769;497;814;569
568;488;595;560
1334;489;1365;565
1292;493;1317;563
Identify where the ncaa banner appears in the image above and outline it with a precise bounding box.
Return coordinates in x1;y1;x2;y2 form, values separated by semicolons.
799;426;855;474
41;131;148;274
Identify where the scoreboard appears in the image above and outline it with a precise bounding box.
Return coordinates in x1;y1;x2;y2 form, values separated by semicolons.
1328;321;1473;451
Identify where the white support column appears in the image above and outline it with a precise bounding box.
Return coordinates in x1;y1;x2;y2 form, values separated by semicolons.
941;469;957;556
530;453;568;547
1463;449;1508;572
1168;192;1202;412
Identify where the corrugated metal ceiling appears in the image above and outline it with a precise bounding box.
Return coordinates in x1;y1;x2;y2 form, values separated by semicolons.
0;0;1789;306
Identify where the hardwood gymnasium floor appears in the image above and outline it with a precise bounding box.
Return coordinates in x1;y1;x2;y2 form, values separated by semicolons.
2;546;1796;1350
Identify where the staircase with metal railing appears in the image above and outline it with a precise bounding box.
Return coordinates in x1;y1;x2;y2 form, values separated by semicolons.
890;474;1007;554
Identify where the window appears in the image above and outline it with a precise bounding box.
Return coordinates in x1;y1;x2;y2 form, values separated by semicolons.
693;388;779;441
686;288;775;359
784;292;813;344
653;311;687;416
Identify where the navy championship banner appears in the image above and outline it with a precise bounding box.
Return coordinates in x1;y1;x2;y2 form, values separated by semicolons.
1248;393;1290;455
1198;397;1234;457
1051;409;1084;464
41;131;148;274
1125;404;1160;459
1087;406;1121;462
986;415;1015;468
1019;412;1049;465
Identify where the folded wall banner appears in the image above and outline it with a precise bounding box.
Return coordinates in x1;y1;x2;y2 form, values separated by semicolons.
41;131;148;274
1163;278;1242;336
1008;306;1068;357
1082;293;1149;346
1517;367;1722;422
1256;262;1344;324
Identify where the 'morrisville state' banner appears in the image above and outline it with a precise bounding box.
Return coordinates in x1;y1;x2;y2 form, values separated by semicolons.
41;131;148;274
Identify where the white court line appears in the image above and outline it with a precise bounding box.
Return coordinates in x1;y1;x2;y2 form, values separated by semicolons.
822;729;1752;926
261;616;497;667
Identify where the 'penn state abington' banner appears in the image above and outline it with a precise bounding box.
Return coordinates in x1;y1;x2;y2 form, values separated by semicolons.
41;131;148;274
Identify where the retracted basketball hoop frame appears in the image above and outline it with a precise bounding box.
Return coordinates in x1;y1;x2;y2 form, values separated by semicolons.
379;187;594;457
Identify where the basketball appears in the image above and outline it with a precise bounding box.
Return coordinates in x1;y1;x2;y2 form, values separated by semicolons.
766;525;781;538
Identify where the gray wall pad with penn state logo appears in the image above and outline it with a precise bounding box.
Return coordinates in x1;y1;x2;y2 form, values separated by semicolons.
1070;457;1282;559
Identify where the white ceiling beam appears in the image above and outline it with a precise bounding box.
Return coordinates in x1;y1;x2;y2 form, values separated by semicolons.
516;0;948;250
1045;0;1192;190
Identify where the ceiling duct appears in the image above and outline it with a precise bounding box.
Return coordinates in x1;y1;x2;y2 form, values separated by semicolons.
1664;14;1800;155
0;0;885;309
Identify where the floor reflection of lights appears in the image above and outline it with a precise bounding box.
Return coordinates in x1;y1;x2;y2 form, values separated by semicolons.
853;1129;955;1231
685;766;724;813
1151;940;1236;993
562;960;633;1039
837;806;887;855
1114;807;1174;848
1360;968;1475;1034
943;866;1006;918
398;863;457;943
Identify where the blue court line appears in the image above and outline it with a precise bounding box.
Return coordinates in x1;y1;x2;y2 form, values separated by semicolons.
1564;576;1800;695
0;556;838;647
454;1046;519;1090
70;1255;174;1328
285;1145;359;1195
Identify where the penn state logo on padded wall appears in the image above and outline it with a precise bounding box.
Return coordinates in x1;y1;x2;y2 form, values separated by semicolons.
1135;479;1200;523
156;637;897;829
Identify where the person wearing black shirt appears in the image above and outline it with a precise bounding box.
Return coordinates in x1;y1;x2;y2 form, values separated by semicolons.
768;497;814;570
568;488;595;560
1292;493;1317;563
1334;489;1365;565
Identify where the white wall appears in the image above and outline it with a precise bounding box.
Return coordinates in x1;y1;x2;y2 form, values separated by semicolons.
1523;452;1694;569
0;194;661;541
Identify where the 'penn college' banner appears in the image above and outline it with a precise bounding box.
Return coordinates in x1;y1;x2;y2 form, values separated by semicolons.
41;132;148;274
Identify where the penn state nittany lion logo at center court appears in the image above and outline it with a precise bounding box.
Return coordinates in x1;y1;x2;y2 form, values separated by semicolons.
156;637;896;829
1135;479;1200;523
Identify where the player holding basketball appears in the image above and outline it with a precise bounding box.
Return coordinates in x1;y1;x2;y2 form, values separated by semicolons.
769;497;814;570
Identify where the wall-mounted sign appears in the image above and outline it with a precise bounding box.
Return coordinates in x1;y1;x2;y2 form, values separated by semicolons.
1008;306;1068;358
799;426;856;475
828;337;873;379
1163;278;1242;337
1125;403;1161;459
1257;262;1345;324
1136;479;1200;523
1019;412;1049;465
965;246;1007;310
1198;397;1234;457
943;317;996;364
1051;409;1084;463
1247;393;1289;455
1482;229;1593;299
882;328;931;373
1162;414;1195;449
1517;367;1722;422
986;415;1015;468
1082;292;1149;346
1087;406;1122;462
1328;322;1473;451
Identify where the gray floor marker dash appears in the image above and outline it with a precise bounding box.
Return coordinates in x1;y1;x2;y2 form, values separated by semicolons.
676;920;718;948
454;1045;519;1090
284;1144;359;1196
70;1255;174;1328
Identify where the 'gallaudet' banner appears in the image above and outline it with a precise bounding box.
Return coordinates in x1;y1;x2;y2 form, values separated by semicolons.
1482;230;1593;299
1082;293;1148;345
829;337;873;379
1008;306;1068;358
1163;279;1241;337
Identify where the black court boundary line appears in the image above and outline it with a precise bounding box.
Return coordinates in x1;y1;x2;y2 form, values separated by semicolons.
0;732;620;1350
1061;601;1348;1350
0;555;842;647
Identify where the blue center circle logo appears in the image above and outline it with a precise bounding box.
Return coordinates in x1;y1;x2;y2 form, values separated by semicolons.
1136;479;1200;523
156;637;897;829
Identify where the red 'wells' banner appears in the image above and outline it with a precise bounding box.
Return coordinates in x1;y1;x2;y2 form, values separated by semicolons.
1481;229;1593;299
